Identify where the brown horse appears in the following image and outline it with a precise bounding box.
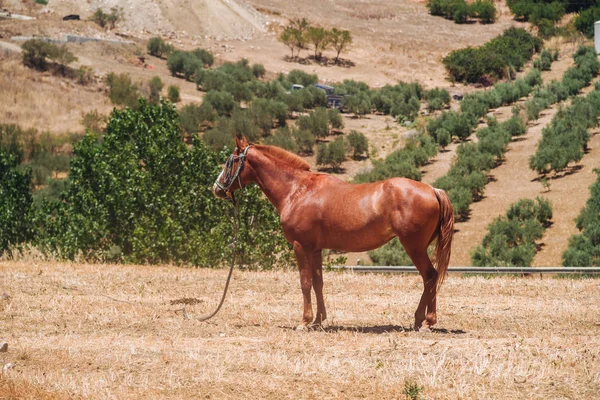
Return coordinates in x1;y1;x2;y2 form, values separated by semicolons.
214;136;454;330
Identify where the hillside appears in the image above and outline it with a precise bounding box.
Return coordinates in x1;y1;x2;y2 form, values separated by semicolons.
0;0;599;268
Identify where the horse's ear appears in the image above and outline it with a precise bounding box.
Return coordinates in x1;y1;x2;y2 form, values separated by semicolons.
236;135;249;150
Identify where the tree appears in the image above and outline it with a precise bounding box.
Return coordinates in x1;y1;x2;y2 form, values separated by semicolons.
316;137;346;171
279;28;298;59
21;39;77;73
35;100;291;268
0;148;34;257
91;7;122;30
147;76;164;104
347;130;368;159
329;28;352;63
168;85;180;103
147;36;173;58
105;72;140;109
306;26;329;60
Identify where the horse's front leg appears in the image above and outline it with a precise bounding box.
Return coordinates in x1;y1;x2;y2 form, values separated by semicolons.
293;242;313;328
309;250;327;327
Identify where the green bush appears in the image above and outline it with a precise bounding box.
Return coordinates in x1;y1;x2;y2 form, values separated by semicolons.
252;63;266;79
470;0;497;23
368;238;413;266
179;102;214;134
562;170;600;266
147;36;173;58
443;27;542;84
264;126;299;153
0;148;34;257
167;85;180;103
167;49;213;80
91;7;122;30
22;39;77;73
354;134;436;183
347;130;369;159
575;6;600;37
343;91;372;117
248;98;288;136
316;137;346;171
105;72;140;109
425;88;450;111
147;76;164;104
327;108;344;130
530;78;600;174
293;128;316;154
472;197;552;267
204;91;237;116
297;108;330;139
427;111;473;142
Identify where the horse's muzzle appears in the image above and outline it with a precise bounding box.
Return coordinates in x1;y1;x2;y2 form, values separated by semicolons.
213;183;228;199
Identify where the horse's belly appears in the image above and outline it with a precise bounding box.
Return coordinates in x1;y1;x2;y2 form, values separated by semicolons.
320;220;394;252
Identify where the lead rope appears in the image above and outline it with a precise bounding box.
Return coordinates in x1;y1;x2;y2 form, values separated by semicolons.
184;196;240;322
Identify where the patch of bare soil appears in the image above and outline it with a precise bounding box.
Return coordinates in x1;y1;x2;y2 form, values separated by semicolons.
1;261;599;399
450;84;600;267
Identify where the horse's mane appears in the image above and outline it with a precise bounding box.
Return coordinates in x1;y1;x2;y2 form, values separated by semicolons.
254;144;311;171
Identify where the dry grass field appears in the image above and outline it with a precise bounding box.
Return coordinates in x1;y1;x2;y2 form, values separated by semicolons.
1;261;599;399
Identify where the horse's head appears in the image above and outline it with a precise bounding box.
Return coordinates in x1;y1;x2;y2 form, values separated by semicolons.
213;136;253;200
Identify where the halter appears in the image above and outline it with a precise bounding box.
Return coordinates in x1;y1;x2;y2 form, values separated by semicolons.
214;145;252;197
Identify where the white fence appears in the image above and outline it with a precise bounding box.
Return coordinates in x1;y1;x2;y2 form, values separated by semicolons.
334;266;600;274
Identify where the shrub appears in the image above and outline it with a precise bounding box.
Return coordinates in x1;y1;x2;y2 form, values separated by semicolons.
443;27;542;84
22;39;77;73
316;137;346;171
179;102;214;134
147;76;164;104
147;36;173;58
327;108;344;130
167;85;181;103
472;197;552;267
248;98;288;136
575;6;600;37
562;170;600;266
204;91;237;116
264;126;299;153
91;7;122;30
347;130;369;159
425;88;451;111
368;238;413;266
81;110;107;134
252;63;266;78
105;72;140;109
0;149;34;257
329;28;353;62
530;80;600;174
293;128;316;154
167;49;213;80
470;0;497;23
427;111;473;142
354;134;436;183
297;108;330;139
344;91;372;117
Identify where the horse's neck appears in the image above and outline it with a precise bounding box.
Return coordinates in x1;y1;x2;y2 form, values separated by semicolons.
249;151;304;212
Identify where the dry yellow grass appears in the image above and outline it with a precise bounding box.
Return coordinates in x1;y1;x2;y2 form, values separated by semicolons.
1;261;599;399
0;52;113;134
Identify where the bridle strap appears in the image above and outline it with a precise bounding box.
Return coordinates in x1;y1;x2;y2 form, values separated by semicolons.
215;145;251;194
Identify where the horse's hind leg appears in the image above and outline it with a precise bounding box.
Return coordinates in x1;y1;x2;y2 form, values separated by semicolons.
401;243;438;331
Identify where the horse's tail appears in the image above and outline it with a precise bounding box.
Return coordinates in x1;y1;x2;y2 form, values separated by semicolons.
433;188;454;292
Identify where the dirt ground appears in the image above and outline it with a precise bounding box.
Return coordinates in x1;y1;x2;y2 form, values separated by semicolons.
0;261;599;399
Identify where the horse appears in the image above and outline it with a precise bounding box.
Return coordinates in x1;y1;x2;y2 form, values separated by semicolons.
214;136;454;331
